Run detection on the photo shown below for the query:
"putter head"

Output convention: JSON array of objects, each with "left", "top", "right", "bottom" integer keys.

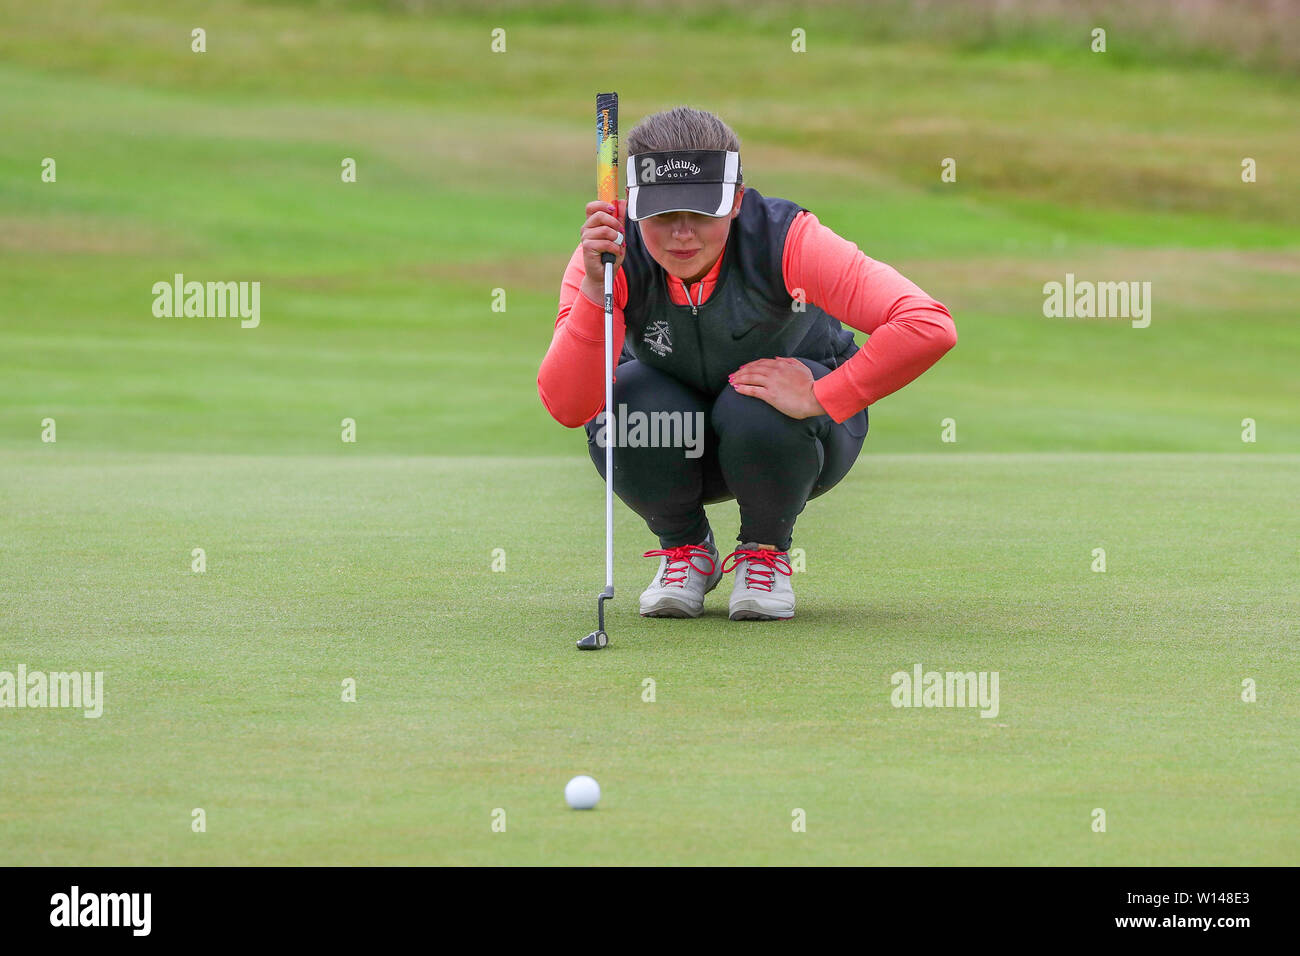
[{"left": 576, "top": 630, "right": 609, "bottom": 651}]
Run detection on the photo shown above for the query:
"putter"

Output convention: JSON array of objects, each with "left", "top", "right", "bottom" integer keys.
[{"left": 578, "top": 91, "right": 618, "bottom": 651}]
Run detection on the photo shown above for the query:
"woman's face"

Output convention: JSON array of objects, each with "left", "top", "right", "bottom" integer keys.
[{"left": 639, "top": 187, "right": 744, "bottom": 284}]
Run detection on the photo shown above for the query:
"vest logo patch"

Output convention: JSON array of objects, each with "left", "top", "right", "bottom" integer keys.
[{"left": 643, "top": 320, "right": 673, "bottom": 357}]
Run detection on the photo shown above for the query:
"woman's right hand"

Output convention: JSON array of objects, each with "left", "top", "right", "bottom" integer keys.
[{"left": 580, "top": 198, "right": 626, "bottom": 288}]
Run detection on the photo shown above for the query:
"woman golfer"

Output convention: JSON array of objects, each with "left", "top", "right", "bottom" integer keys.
[{"left": 539, "top": 106, "right": 956, "bottom": 621}]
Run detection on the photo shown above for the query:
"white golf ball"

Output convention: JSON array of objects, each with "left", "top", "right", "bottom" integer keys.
[{"left": 564, "top": 775, "right": 601, "bottom": 810}]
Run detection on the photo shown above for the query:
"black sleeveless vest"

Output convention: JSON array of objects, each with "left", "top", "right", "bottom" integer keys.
[{"left": 619, "top": 187, "right": 858, "bottom": 395}]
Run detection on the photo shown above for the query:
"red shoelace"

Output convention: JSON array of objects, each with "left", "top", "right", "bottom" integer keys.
[
  {"left": 720, "top": 549, "right": 793, "bottom": 592},
  {"left": 642, "top": 544, "right": 717, "bottom": 587}
]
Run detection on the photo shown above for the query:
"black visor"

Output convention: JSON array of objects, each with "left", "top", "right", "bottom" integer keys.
[{"left": 625, "top": 149, "right": 741, "bottom": 220}]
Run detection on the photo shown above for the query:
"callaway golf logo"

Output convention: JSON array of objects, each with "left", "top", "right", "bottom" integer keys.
[
  {"left": 0, "top": 665, "right": 104, "bottom": 718},
  {"left": 643, "top": 319, "right": 673, "bottom": 356},
  {"left": 655, "top": 157, "right": 701, "bottom": 178},
  {"left": 638, "top": 156, "right": 702, "bottom": 182},
  {"left": 50, "top": 886, "right": 151, "bottom": 936}
]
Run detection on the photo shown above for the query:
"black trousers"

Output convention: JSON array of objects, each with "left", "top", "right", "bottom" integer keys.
[{"left": 584, "top": 358, "right": 868, "bottom": 552}]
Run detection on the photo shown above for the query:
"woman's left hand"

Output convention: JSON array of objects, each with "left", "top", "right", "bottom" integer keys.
[{"left": 729, "top": 357, "right": 828, "bottom": 419}]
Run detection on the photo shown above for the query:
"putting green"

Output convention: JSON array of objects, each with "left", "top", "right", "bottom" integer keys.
[{"left": 1, "top": 451, "right": 1294, "bottom": 865}]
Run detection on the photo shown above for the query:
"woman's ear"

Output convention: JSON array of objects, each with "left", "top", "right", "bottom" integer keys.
[{"left": 731, "top": 185, "right": 745, "bottom": 218}]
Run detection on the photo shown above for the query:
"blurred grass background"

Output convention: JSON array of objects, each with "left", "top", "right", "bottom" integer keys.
[{"left": 0, "top": 0, "right": 1296, "bottom": 456}]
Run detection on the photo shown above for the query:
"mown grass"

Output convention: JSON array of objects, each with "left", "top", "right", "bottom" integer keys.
[{"left": 1, "top": 451, "right": 1295, "bottom": 864}]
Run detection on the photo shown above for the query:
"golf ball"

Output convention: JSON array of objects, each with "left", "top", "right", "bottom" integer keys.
[{"left": 564, "top": 775, "right": 601, "bottom": 810}]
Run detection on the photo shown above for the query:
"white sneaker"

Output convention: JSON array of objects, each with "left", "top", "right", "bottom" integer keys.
[
  {"left": 639, "top": 532, "right": 723, "bottom": 618},
  {"left": 722, "top": 544, "right": 795, "bottom": 621}
]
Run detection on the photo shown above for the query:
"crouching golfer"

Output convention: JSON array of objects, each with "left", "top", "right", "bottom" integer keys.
[{"left": 538, "top": 106, "right": 956, "bottom": 621}]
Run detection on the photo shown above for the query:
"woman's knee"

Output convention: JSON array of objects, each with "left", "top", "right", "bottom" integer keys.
[
  {"left": 711, "top": 379, "right": 818, "bottom": 450},
  {"left": 585, "top": 360, "right": 712, "bottom": 475},
  {"left": 611, "top": 360, "right": 706, "bottom": 415}
]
